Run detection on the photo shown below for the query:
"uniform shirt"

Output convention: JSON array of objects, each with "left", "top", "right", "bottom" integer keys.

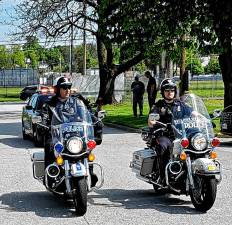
[{"left": 150, "top": 99, "right": 193, "bottom": 124}]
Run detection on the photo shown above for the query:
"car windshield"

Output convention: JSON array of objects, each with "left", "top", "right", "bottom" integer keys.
[{"left": 172, "top": 94, "right": 214, "bottom": 140}]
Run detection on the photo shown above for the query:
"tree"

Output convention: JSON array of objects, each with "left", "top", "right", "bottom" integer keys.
[
  {"left": 11, "top": 45, "right": 26, "bottom": 68},
  {"left": 191, "top": 0, "right": 232, "bottom": 107},
  {"left": 15, "top": 0, "right": 196, "bottom": 105},
  {"left": 186, "top": 49, "right": 204, "bottom": 75},
  {"left": 0, "top": 46, "right": 11, "bottom": 69},
  {"left": 204, "top": 56, "right": 221, "bottom": 74}
]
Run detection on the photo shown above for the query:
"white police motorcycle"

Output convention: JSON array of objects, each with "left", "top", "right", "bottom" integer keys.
[
  {"left": 130, "top": 93, "right": 222, "bottom": 212},
  {"left": 31, "top": 98, "right": 104, "bottom": 216}
]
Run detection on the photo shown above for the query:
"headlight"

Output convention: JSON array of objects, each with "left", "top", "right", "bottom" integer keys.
[
  {"left": 67, "top": 137, "right": 83, "bottom": 154},
  {"left": 191, "top": 133, "right": 207, "bottom": 151}
]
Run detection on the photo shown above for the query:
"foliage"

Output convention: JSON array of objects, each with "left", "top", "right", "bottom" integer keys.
[
  {"left": 11, "top": 45, "right": 26, "bottom": 68},
  {"left": 205, "top": 56, "right": 221, "bottom": 74},
  {"left": 185, "top": 49, "right": 204, "bottom": 75},
  {"left": 0, "top": 45, "right": 11, "bottom": 68}
]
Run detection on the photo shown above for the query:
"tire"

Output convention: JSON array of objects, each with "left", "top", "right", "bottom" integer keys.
[
  {"left": 34, "top": 126, "right": 43, "bottom": 147},
  {"left": 190, "top": 176, "right": 217, "bottom": 212},
  {"left": 73, "top": 177, "right": 88, "bottom": 216},
  {"left": 22, "top": 121, "right": 29, "bottom": 140}
]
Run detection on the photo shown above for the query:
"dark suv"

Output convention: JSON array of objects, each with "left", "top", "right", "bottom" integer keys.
[{"left": 19, "top": 85, "right": 50, "bottom": 100}]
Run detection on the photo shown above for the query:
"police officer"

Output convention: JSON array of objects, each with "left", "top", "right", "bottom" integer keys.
[
  {"left": 44, "top": 76, "right": 99, "bottom": 187},
  {"left": 144, "top": 71, "right": 157, "bottom": 110},
  {"left": 131, "top": 75, "right": 145, "bottom": 117},
  {"left": 148, "top": 78, "right": 192, "bottom": 183}
]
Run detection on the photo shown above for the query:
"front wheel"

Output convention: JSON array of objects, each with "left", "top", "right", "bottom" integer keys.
[
  {"left": 73, "top": 177, "right": 87, "bottom": 216},
  {"left": 190, "top": 176, "right": 217, "bottom": 212}
]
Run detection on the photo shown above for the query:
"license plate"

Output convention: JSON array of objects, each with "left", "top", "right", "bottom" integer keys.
[
  {"left": 208, "top": 165, "right": 216, "bottom": 171},
  {"left": 71, "top": 162, "right": 86, "bottom": 177}
]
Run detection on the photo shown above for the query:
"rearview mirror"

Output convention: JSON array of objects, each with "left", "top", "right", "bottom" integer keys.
[
  {"left": 98, "top": 110, "right": 106, "bottom": 120},
  {"left": 25, "top": 105, "right": 33, "bottom": 110},
  {"left": 149, "top": 113, "right": 160, "bottom": 121},
  {"left": 212, "top": 109, "right": 222, "bottom": 118}
]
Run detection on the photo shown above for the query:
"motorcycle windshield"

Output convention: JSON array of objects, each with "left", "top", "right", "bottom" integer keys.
[
  {"left": 51, "top": 98, "right": 94, "bottom": 143},
  {"left": 172, "top": 94, "right": 214, "bottom": 140}
]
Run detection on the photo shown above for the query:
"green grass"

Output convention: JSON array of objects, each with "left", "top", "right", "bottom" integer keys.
[
  {"left": 104, "top": 96, "right": 224, "bottom": 134},
  {"left": 0, "top": 87, "right": 22, "bottom": 102}
]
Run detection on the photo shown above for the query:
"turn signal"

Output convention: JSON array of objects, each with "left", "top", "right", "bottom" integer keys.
[
  {"left": 181, "top": 138, "right": 189, "bottom": 148},
  {"left": 88, "top": 153, "right": 95, "bottom": 161},
  {"left": 210, "top": 151, "right": 218, "bottom": 159},
  {"left": 211, "top": 137, "right": 220, "bottom": 147},
  {"left": 180, "top": 151, "right": 187, "bottom": 161},
  {"left": 56, "top": 155, "right": 64, "bottom": 165},
  {"left": 87, "top": 140, "right": 96, "bottom": 150}
]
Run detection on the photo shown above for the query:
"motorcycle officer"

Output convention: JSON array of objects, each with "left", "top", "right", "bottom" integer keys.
[
  {"left": 148, "top": 78, "right": 193, "bottom": 183},
  {"left": 43, "top": 76, "right": 99, "bottom": 187}
]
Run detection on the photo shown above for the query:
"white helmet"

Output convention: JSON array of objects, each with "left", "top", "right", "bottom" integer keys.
[{"left": 53, "top": 76, "right": 72, "bottom": 88}]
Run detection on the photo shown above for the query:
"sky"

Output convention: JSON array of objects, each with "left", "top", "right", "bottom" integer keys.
[{"left": 0, "top": 0, "right": 19, "bottom": 44}]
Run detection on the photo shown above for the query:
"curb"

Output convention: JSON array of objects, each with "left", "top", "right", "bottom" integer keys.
[
  {"left": 104, "top": 122, "right": 232, "bottom": 142},
  {"left": 104, "top": 122, "right": 141, "bottom": 133},
  {"left": 0, "top": 102, "right": 25, "bottom": 105}
]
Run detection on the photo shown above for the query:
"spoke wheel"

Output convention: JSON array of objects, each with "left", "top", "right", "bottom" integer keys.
[
  {"left": 73, "top": 177, "right": 87, "bottom": 216},
  {"left": 190, "top": 176, "right": 217, "bottom": 212}
]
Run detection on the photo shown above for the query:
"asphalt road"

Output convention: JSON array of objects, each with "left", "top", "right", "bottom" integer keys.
[{"left": 0, "top": 103, "right": 232, "bottom": 225}]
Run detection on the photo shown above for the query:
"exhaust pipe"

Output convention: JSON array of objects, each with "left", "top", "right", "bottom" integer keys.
[
  {"left": 168, "top": 161, "right": 182, "bottom": 175},
  {"left": 46, "top": 163, "right": 60, "bottom": 178}
]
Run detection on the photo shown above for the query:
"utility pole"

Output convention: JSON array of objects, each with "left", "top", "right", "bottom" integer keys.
[
  {"left": 83, "top": 0, "right": 87, "bottom": 76},
  {"left": 69, "top": 12, "right": 74, "bottom": 77}
]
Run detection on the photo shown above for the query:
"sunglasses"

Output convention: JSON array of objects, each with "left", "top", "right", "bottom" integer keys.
[
  {"left": 164, "top": 89, "right": 175, "bottom": 92},
  {"left": 61, "top": 85, "right": 71, "bottom": 90}
]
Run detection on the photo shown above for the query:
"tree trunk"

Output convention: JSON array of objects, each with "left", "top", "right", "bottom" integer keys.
[
  {"left": 96, "top": 66, "right": 116, "bottom": 106},
  {"left": 218, "top": 53, "right": 232, "bottom": 108},
  {"left": 179, "top": 34, "right": 187, "bottom": 97}
]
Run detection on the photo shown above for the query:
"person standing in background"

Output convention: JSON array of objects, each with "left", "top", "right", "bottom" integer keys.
[
  {"left": 144, "top": 70, "right": 157, "bottom": 111},
  {"left": 131, "top": 75, "right": 145, "bottom": 117}
]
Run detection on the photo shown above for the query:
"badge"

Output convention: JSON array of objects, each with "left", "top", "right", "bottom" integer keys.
[
  {"left": 69, "top": 108, "right": 74, "bottom": 114},
  {"left": 177, "top": 106, "right": 181, "bottom": 111},
  {"left": 161, "top": 107, "right": 166, "bottom": 115}
]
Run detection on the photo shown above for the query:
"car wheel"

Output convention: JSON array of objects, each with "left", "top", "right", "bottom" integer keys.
[
  {"left": 22, "top": 121, "right": 29, "bottom": 140},
  {"left": 33, "top": 126, "right": 43, "bottom": 147}
]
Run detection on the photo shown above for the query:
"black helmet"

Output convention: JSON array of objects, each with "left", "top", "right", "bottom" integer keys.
[
  {"left": 160, "top": 78, "right": 177, "bottom": 98},
  {"left": 53, "top": 76, "right": 72, "bottom": 95}
]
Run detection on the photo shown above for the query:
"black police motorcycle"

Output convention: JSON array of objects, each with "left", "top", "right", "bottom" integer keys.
[
  {"left": 130, "top": 93, "right": 222, "bottom": 212},
  {"left": 31, "top": 98, "right": 104, "bottom": 216}
]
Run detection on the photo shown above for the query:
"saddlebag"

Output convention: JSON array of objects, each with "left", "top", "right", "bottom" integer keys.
[
  {"left": 130, "top": 148, "right": 156, "bottom": 176},
  {"left": 31, "top": 151, "right": 45, "bottom": 179}
]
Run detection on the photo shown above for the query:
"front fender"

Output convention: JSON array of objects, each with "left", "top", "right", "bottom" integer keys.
[{"left": 192, "top": 158, "right": 220, "bottom": 175}]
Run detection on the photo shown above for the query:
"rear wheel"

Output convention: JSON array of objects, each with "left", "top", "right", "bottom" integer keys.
[
  {"left": 34, "top": 126, "right": 43, "bottom": 147},
  {"left": 22, "top": 121, "right": 29, "bottom": 140},
  {"left": 190, "top": 176, "right": 217, "bottom": 212},
  {"left": 73, "top": 177, "right": 87, "bottom": 216}
]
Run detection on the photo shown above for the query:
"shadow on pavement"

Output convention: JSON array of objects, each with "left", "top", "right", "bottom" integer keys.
[
  {"left": 0, "top": 191, "right": 79, "bottom": 218},
  {"left": 0, "top": 137, "right": 35, "bottom": 149},
  {"left": 89, "top": 188, "right": 203, "bottom": 215},
  {"left": 219, "top": 140, "right": 232, "bottom": 147},
  {"left": 0, "top": 122, "right": 39, "bottom": 149}
]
